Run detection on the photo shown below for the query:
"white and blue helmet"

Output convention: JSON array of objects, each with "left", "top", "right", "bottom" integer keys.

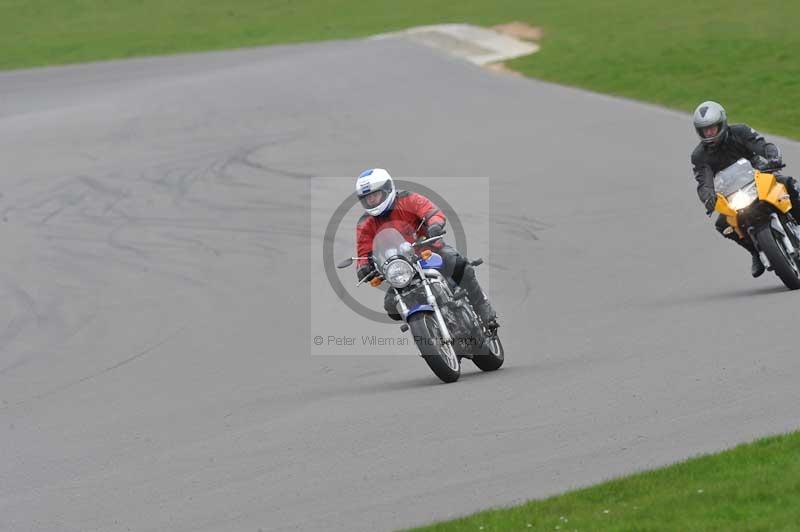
[{"left": 355, "top": 168, "right": 396, "bottom": 216}]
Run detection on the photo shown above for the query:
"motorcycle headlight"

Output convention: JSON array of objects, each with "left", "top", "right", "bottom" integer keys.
[
  {"left": 727, "top": 182, "right": 758, "bottom": 211},
  {"left": 384, "top": 259, "right": 414, "bottom": 288}
]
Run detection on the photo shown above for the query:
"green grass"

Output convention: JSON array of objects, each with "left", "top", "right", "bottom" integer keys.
[
  {"left": 2, "top": 1, "right": 799, "bottom": 137},
  {"left": 408, "top": 431, "right": 800, "bottom": 532}
]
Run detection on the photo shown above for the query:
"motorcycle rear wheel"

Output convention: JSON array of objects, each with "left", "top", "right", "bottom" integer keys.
[
  {"left": 755, "top": 225, "right": 800, "bottom": 290},
  {"left": 472, "top": 332, "right": 504, "bottom": 371},
  {"left": 408, "top": 313, "right": 461, "bottom": 383}
]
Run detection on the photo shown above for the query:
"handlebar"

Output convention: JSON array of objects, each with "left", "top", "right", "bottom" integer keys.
[{"left": 413, "top": 232, "right": 446, "bottom": 248}]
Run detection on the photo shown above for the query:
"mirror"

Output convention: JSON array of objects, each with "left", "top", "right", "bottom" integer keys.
[{"left": 336, "top": 257, "right": 354, "bottom": 269}]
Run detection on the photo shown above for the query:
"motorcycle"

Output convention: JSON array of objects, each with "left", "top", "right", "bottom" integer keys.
[
  {"left": 337, "top": 227, "right": 504, "bottom": 383},
  {"left": 714, "top": 157, "right": 800, "bottom": 289}
]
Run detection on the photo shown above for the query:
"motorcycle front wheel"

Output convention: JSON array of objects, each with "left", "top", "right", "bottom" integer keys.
[
  {"left": 408, "top": 313, "right": 461, "bottom": 383},
  {"left": 755, "top": 224, "right": 800, "bottom": 290}
]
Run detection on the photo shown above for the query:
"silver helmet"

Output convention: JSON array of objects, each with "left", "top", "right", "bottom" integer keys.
[{"left": 693, "top": 101, "right": 728, "bottom": 146}]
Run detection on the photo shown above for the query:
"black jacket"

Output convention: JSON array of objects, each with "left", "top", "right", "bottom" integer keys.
[{"left": 691, "top": 124, "right": 781, "bottom": 210}]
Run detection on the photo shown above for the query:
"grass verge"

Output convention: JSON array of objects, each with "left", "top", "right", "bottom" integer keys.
[{"left": 408, "top": 431, "right": 800, "bottom": 531}]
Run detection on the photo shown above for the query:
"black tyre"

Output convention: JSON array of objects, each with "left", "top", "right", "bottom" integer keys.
[
  {"left": 472, "top": 332, "right": 505, "bottom": 371},
  {"left": 408, "top": 313, "right": 460, "bottom": 383},
  {"left": 755, "top": 225, "right": 800, "bottom": 290}
]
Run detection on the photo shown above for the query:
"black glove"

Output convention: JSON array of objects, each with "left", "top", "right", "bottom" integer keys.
[
  {"left": 752, "top": 155, "right": 767, "bottom": 170},
  {"left": 767, "top": 157, "right": 784, "bottom": 170},
  {"left": 357, "top": 263, "right": 372, "bottom": 281},
  {"left": 752, "top": 155, "right": 783, "bottom": 171},
  {"left": 426, "top": 223, "right": 445, "bottom": 237}
]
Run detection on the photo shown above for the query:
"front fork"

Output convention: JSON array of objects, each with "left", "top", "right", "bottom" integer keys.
[
  {"left": 395, "top": 266, "right": 453, "bottom": 344},
  {"left": 416, "top": 263, "right": 453, "bottom": 343},
  {"left": 424, "top": 281, "right": 453, "bottom": 344}
]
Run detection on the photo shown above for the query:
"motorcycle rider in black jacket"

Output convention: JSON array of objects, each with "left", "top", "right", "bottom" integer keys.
[{"left": 691, "top": 100, "right": 800, "bottom": 277}]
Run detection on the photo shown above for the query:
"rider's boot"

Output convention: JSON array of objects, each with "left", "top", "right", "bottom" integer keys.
[
  {"left": 473, "top": 297, "right": 498, "bottom": 329},
  {"left": 461, "top": 273, "right": 498, "bottom": 328},
  {"left": 726, "top": 232, "right": 764, "bottom": 277},
  {"left": 750, "top": 253, "right": 766, "bottom": 278}
]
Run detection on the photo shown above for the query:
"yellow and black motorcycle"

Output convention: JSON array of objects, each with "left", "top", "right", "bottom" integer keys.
[{"left": 714, "top": 158, "right": 800, "bottom": 289}]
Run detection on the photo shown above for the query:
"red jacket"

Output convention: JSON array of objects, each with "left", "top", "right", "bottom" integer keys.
[{"left": 356, "top": 190, "right": 446, "bottom": 267}]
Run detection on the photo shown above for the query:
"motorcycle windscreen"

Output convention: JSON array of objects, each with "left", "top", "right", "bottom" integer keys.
[
  {"left": 714, "top": 158, "right": 756, "bottom": 197},
  {"left": 373, "top": 227, "right": 414, "bottom": 268}
]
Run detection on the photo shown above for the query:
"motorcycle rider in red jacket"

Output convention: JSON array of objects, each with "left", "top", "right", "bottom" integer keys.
[{"left": 354, "top": 168, "right": 497, "bottom": 327}]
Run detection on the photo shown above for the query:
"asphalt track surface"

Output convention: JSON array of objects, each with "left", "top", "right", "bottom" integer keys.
[{"left": 2, "top": 37, "right": 800, "bottom": 532}]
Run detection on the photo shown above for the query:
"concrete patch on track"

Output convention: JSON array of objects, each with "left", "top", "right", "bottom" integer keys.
[{"left": 374, "top": 23, "right": 539, "bottom": 66}]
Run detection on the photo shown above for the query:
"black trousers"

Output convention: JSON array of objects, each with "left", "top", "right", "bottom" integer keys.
[{"left": 383, "top": 245, "right": 483, "bottom": 320}]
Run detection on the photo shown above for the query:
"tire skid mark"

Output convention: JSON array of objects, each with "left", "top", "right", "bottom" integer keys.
[
  {"left": 493, "top": 214, "right": 553, "bottom": 241},
  {"left": 7, "top": 324, "right": 189, "bottom": 409},
  {"left": 0, "top": 137, "right": 305, "bottom": 380},
  {"left": 221, "top": 140, "right": 315, "bottom": 181},
  {"left": 0, "top": 310, "right": 98, "bottom": 377},
  {"left": 76, "top": 175, "right": 129, "bottom": 201},
  {"left": 6, "top": 174, "right": 124, "bottom": 227},
  {"left": 42, "top": 218, "right": 288, "bottom": 243},
  {"left": 515, "top": 270, "right": 534, "bottom": 305},
  {"left": 2, "top": 182, "right": 79, "bottom": 224},
  {"left": 48, "top": 241, "right": 204, "bottom": 287},
  {"left": 107, "top": 221, "right": 148, "bottom": 259},
  {"left": 0, "top": 279, "right": 41, "bottom": 352},
  {"left": 158, "top": 231, "right": 222, "bottom": 257}
]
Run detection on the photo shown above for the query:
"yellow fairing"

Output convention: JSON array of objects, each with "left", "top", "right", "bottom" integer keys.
[
  {"left": 714, "top": 170, "right": 793, "bottom": 237},
  {"left": 715, "top": 194, "right": 736, "bottom": 217},
  {"left": 713, "top": 195, "right": 740, "bottom": 236},
  {"left": 755, "top": 171, "right": 792, "bottom": 214}
]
